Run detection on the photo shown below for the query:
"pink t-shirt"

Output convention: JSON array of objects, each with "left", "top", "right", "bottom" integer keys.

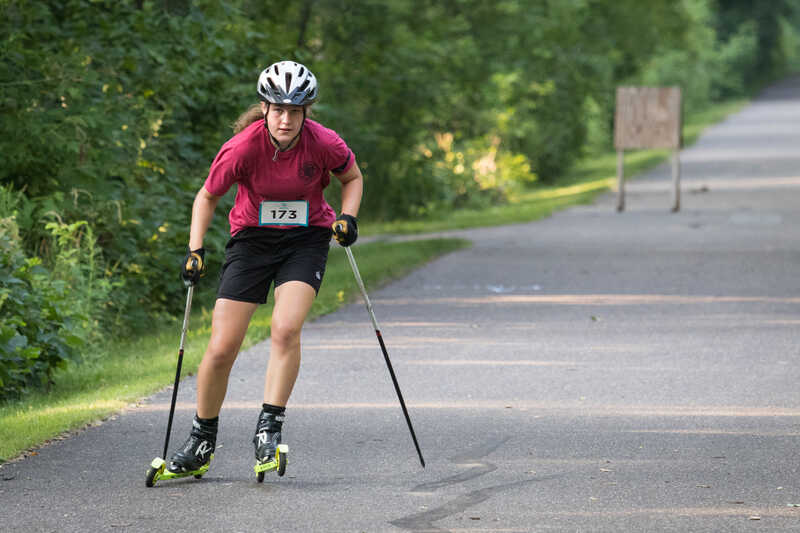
[{"left": 204, "top": 119, "right": 355, "bottom": 235}]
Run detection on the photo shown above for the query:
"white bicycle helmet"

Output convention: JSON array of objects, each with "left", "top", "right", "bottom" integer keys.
[{"left": 257, "top": 61, "right": 318, "bottom": 105}]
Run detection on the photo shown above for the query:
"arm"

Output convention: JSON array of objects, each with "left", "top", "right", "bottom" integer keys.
[
  {"left": 336, "top": 159, "right": 363, "bottom": 217},
  {"left": 189, "top": 186, "right": 222, "bottom": 250}
]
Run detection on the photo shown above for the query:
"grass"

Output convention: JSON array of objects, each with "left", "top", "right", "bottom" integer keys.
[
  {"left": 365, "top": 99, "right": 747, "bottom": 236},
  {"left": 0, "top": 97, "right": 748, "bottom": 465},
  {"left": 0, "top": 239, "right": 468, "bottom": 463}
]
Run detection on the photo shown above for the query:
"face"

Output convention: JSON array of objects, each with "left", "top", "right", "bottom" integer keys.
[{"left": 262, "top": 102, "right": 305, "bottom": 145}]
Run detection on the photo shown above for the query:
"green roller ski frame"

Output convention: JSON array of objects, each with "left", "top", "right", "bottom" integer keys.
[
  {"left": 145, "top": 455, "right": 214, "bottom": 487},
  {"left": 254, "top": 444, "right": 288, "bottom": 482}
]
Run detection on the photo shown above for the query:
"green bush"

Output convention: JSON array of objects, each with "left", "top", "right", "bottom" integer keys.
[
  {"left": 0, "top": 214, "right": 86, "bottom": 400},
  {"left": 0, "top": 184, "right": 121, "bottom": 401},
  {"left": 0, "top": 1, "right": 248, "bottom": 325},
  {"left": 44, "top": 218, "right": 121, "bottom": 343},
  {"left": 634, "top": 1, "right": 759, "bottom": 112}
]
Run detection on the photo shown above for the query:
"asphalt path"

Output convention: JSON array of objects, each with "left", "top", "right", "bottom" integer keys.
[{"left": 2, "top": 77, "right": 800, "bottom": 532}]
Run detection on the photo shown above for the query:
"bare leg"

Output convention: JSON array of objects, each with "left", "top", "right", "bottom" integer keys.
[
  {"left": 196, "top": 298, "right": 258, "bottom": 418},
  {"left": 263, "top": 281, "right": 316, "bottom": 406}
]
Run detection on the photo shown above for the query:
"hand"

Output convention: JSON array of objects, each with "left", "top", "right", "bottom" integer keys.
[
  {"left": 331, "top": 214, "right": 358, "bottom": 247},
  {"left": 181, "top": 247, "right": 206, "bottom": 285}
]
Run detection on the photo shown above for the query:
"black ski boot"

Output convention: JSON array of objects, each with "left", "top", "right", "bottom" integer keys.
[
  {"left": 253, "top": 405, "right": 284, "bottom": 463},
  {"left": 253, "top": 404, "right": 288, "bottom": 481},
  {"left": 168, "top": 414, "right": 217, "bottom": 474}
]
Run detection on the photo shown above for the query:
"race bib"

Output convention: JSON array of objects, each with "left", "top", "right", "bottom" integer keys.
[{"left": 259, "top": 200, "right": 309, "bottom": 226}]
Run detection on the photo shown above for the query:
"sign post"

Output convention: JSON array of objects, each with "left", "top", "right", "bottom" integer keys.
[{"left": 614, "top": 87, "right": 682, "bottom": 212}]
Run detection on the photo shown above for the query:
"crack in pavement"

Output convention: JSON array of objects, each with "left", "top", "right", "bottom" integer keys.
[
  {"left": 391, "top": 479, "right": 556, "bottom": 532},
  {"left": 391, "top": 437, "right": 557, "bottom": 532},
  {"left": 409, "top": 438, "right": 510, "bottom": 493}
]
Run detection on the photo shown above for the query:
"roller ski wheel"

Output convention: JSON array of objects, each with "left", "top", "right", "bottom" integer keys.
[
  {"left": 254, "top": 444, "right": 288, "bottom": 483},
  {"left": 144, "top": 455, "right": 214, "bottom": 487}
]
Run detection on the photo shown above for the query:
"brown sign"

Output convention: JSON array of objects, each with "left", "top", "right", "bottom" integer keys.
[{"left": 614, "top": 87, "right": 682, "bottom": 149}]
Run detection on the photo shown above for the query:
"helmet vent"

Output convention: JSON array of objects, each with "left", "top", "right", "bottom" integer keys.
[{"left": 258, "top": 61, "right": 317, "bottom": 105}]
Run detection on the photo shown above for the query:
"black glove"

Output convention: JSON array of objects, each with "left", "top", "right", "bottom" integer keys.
[
  {"left": 181, "top": 247, "right": 206, "bottom": 285},
  {"left": 331, "top": 214, "right": 358, "bottom": 247}
]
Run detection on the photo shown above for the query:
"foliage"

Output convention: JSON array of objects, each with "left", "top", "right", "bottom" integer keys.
[
  {"left": 1, "top": 0, "right": 798, "bottom": 400},
  {"left": 0, "top": 211, "right": 85, "bottom": 400},
  {"left": 714, "top": 0, "right": 800, "bottom": 84},
  {"left": 1, "top": 1, "right": 251, "bottom": 326}
]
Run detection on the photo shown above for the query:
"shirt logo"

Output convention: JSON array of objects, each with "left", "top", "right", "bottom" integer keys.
[{"left": 301, "top": 162, "right": 319, "bottom": 183}]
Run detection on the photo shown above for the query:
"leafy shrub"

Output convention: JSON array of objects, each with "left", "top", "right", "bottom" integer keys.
[
  {"left": 0, "top": 1, "right": 248, "bottom": 326},
  {"left": 635, "top": 1, "right": 758, "bottom": 113},
  {"left": 0, "top": 214, "right": 86, "bottom": 401},
  {"left": 44, "top": 218, "right": 121, "bottom": 342},
  {"left": 0, "top": 184, "right": 122, "bottom": 400}
]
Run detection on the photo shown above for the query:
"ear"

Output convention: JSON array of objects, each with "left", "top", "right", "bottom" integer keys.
[{"left": 260, "top": 101, "right": 268, "bottom": 114}]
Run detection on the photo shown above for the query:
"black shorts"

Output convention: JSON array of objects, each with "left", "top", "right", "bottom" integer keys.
[{"left": 216, "top": 226, "right": 333, "bottom": 304}]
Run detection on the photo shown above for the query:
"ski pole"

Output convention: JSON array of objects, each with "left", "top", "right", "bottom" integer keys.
[
  {"left": 342, "top": 245, "right": 426, "bottom": 468},
  {"left": 162, "top": 283, "right": 194, "bottom": 460}
]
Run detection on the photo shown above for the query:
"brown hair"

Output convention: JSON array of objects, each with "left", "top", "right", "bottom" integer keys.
[
  {"left": 232, "top": 104, "right": 263, "bottom": 134},
  {"left": 231, "top": 103, "right": 314, "bottom": 135}
]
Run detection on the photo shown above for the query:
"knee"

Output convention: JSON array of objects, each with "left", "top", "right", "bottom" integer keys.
[
  {"left": 202, "top": 345, "right": 237, "bottom": 372},
  {"left": 270, "top": 319, "right": 302, "bottom": 351}
]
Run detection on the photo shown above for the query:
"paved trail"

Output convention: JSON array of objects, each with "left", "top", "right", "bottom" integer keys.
[{"left": 2, "top": 77, "right": 799, "bottom": 532}]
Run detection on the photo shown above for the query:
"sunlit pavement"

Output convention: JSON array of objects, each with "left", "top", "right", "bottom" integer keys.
[{"left": 2, "top": 77, "right": 800, "bottom": 532}]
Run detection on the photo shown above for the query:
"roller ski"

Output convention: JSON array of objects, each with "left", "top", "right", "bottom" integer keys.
[
  {"left": 253, "top": 407, "right": 288, "bottom": 482},
  {"left": 146, "top": 414, "right": 217, "bottom": 487},
  {"left": 146, "top": 455, "right": 213, "bottom": 487}
]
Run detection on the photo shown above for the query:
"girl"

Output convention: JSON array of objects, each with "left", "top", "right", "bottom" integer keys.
[{"left": 169, "top": 60, "right": 363, "bottom": 476}]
